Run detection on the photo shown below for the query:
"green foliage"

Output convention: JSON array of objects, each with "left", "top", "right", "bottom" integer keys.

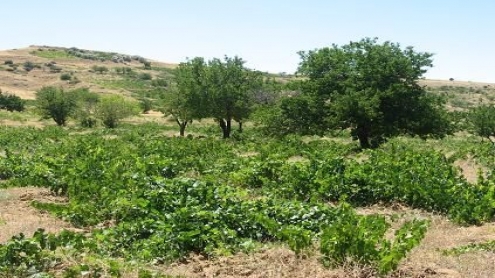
[
  {"left": 443, "top": 239, "right": 495, "bottom": 256},
  {"left": 60, "top": 72, "right": 72, "bottom": 81},
  {"left": 139, "top": 98, "right": 153, "bottom": 114},
  {"left": 320, "top": 203, "right": 428, "bottom": 275},
  {"left": 35, "top": 86, "right": 78, "bottom": 126},
  {"left": 23, "top": 61, "right": 36, "bottom": 72},
  {"left": 469, "top": 104, "right": 495, "bottom": 143},
  {"left": 95, "top": 95, "right": 140, "bottom": 128},
  {"left": 4, "top": 60, "right": 14, "bottom": 65},
  {"left": 92, "top": 65, "right": 109, "bottom": 74},
  {"left": 162, "top": 57, "right": 208, "bottom": 136},
  {"left": 294, "top": 37, "right": 450, "bottom": 148},
  {"left": 31, "top": 49, "right": 76, "bottom": 59},
  {"left": 115, "top": 67, "right": 135, "bottom": 76},
  {"left": 72, "top": 88, "right": 100, "bottom": 127},
  {"left": 0, "top": 90, "right": 25, "bottom": 112},
  {"left": 138, "top": 72, "right": 153, "bottom": 80},
  {"left": 257, "top": 94, "right": 327, "bottom": 136},
  {"left": 151, "top": 78, "right": 168, "bottom": 88},
  {"left": 0, "top": 229, "right": 59, "bottom": 276},
  {"left": 164, "top": 56, "right": 264, "bottom": 137},
  {"left": 207, "top": 56, "right": 263, "bottom": 138},
  {"left": 3, "top": 123, "right": 495, "bottom": 274}
]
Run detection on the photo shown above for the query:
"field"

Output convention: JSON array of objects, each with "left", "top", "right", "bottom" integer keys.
[{"left": 0, "top": 46, "right": 494, "bottom": 278}]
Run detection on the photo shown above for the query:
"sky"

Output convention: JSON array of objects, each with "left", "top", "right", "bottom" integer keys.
[{"left": 2, "top": 0, "right": 495, "bottom": 82}]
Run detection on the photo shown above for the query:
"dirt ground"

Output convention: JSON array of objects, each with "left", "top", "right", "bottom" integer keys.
[{"left": 0, "top": 186, "right": 71, "bottom": 243}]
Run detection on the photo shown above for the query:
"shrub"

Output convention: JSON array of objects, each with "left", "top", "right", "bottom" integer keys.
[
  {"left": 60, "top": 73, "right": 72, "bottom": 81},
  {"left": 320, "top": 203, "right": 428, "bottom": 275},
  {"left": 23, "top": 61, "right": 35, "bottom": 72},
  {"left": 0, "top": 90, "right": 25, "bottom": 112},
  {"left": 48, "top": 63, "right": 62, "bottom": 73},
  {"left": 143, "top": 61, "right": 152, "bottom": 70},
  {"left": 72, "top": 88, "right": 99, "bottom": 128},
  {"left": 139, "top": 98, "right": 153, "bottom": 113},
  {"left": 4, "top": 60, "right": 13, "bottom": 65},
  {"left": 151, "top": 78, "right": 168, "bottom": 87},
  {"left": 138, "top": 72, "right": 152, "bottom": 80},
  {"left": 95, "top": 95, "right": 140, "bottom": 128},
  {"left": 91, "top": 65, "right": 108, "bottom": 74}
]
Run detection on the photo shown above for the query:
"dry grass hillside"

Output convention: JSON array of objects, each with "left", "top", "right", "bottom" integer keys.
[{"left": 0, "top": 45, "right": 176, "bottom": 100}]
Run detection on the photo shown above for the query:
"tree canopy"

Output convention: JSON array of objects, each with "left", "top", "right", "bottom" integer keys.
[
  {"left": 294, "top": 37, "right": 451, "bottom": 148},
  {"left": 207, "top": 56, "right": 263, "bottom": 137},
  {"left": 469, "top": 104, "right": 495, "bottom": 144},
  {"left": 164, "top": 56, "right": 263, "bottom": 138},
  {"left": 162, "top": 57, "right": 208, "bottom": 136},
  {"left": 36, "top": 86, "right": 78, "bottom": 126}
]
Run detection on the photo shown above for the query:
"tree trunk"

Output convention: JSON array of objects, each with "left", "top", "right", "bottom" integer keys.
[
  {"left": 219, "top": 118, "right": 232, "bottom": 138},
  {"left": 176, "top": 119, "right": 188, "bottom": 137},
  {"left": 179, "top": 122, "right": 187, "bottom": 137},
  {"left": 238, "top": 121, "right": 243, "bottom": 133},
  {"left": 356, "top": 125, "right": 371, "bottom": 149}
]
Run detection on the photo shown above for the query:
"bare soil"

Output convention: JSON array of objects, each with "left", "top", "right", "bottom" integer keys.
[{"left": 0, "top": 186, "right": 71, "bottom": 243}]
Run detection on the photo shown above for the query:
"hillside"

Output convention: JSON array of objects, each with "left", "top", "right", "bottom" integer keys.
[
  {"left": 1, "top": 46, "right": 495, "bottom": 108},
  {"left": 0, "top": 45, "right": 176, "bottom": 100}
]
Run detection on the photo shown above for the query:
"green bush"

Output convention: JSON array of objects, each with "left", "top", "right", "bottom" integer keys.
[
  {"left": 139, "top": 98, "right": 153, "bottom": 113},
  {"left": 320, "top": 203, "right": 428, "bottom": 275},
  {"left": 23, "top": 61, "right": 35, "bottom": 72},
  {"left": 95, "top": 95, "right": 140, "bottom": 128},
  {"left": 60, "top": 73, "right": 72, "bottom": 81},
  {"left": 138, "top": 72, "right": 152, "bottom": 80},
  {"left": 4, "top": 60, "right": 13, "bottom": 65},
  {"left": 0, "top": 90, "right": 25, "bottom": 112},
  {"left": 151, "top": 78, "right": 168, "bottom": 87},
  {"left": 91, "top": 65, "right": 108, "bottom": 74}
]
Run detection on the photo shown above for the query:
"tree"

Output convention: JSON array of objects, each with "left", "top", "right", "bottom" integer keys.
[
  {"left": 36, "top": 86, "right": 78, "bottom": 126},
  {"left": 95, "top": 95, "right": 140, "bottom": 128},
  {"left": 469, "top": 104, "right": 495, "bottom": 144},
  {"left": 72, "top": 88, "right": 100, "bottom": 127},
  {"left": 207, "top": 56, "right": 263, "bottom": 138},
  {"left": 296, "top": 38, "right": 450, "bottom": 148},
  {"left": 162, "top": 57, "right": 208, "bottom": 136}
]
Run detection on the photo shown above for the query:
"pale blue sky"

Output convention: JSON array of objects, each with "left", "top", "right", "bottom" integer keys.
[{"left": 2, "top": 1, "right": 494, "bottom": 82}]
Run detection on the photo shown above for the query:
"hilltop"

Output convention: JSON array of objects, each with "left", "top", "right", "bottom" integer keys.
[{"left": 0, "top": 45, "right": 176, "bottom": 100}]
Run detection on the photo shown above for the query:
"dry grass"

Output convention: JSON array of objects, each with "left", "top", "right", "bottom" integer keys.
[
  {"left": 419, "top": 79, "right": 495, "bottom": 88},
  {"left": 0, "top": 46, "right": 174, "bottom": 100}
]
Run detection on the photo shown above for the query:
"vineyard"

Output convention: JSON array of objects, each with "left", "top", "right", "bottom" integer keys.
[
  {"left": 0, "top": 123, "right": 494, "bottom": 277},
  {"left": 0, "top": 43, "right": 495, "bottom": 277}
]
